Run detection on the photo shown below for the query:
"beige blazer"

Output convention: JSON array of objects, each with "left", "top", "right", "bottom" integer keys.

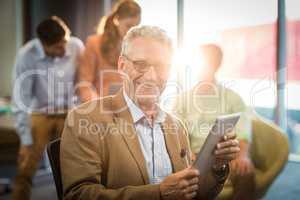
[{"left": 60, "top": 90, "right": 223, "bottom": 200}]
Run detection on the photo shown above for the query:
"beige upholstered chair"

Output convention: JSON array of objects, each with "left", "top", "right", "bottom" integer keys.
[{"left": 217, "top": 114, "right": 289, "bottom": 200}]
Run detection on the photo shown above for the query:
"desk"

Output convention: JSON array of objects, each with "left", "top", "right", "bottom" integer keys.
[
  {"left": 0, "top": 114, "right": 19, "bottom": 165},
  {"left": 0, "top": 114, "right": 52, "bottom": 194},
  {"left": 0, "top": 114, "right": 18, "bottom": 192}
]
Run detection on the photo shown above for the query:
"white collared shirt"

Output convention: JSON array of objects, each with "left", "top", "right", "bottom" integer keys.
[
  {"left": 12, "top": 37, "right": 84, "bottom": 145},
  {"left": 123, "top": 92, "right": 173, "bottom": 184}
]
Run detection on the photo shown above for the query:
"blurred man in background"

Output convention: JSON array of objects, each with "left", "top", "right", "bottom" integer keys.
[
  {"left": 11, "top": 16, "right": 84, "bottom": 200},
  {"left": 174, "top": 44, "right": 255, "bottom": 200}
]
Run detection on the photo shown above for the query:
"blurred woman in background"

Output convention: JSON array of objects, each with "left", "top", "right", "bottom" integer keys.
[{"left": 78, "top": 0, "right": 141, "bottom": 102}]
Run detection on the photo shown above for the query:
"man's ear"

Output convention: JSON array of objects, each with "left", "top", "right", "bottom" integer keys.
[
  {"left": 42, "top": 43, "right": 50, "bottom": 54},
  {"left": 118, "top": 56, "right": 125, "bottom": 72},
  {"left": 113, "top": 16, "right": 120, "bottom": 26}
]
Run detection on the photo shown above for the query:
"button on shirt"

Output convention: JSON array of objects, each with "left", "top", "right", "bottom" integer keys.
[
  {"left": 12, "top": 37, "right": 84, "bottom": 145},
  {"left": 123, "top": 92, "right": 173, "bottom": 184}
]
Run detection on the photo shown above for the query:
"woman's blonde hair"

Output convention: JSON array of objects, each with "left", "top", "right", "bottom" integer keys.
[{"left": 97, "top": 0, "right": 141, "bottom": 67}]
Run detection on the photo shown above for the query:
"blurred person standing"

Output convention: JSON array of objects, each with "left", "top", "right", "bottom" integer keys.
[
  {"left": 78, "top": 0, "right": 141, "bottom": 102},
  {"left": 11, "top": 16, "right": 84, "bottom": 200},
  {"left": 174, "top": 44, "right": 255, "bottom": 200}
]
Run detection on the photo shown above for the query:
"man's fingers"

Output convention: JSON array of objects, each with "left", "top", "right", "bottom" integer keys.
[
  {"left": 223, "top": 131, "right": 236, "bottom": 140},
  {"left": 241, "top": 162, "right": 248, "bottom": 175},
  {"left": 188, "top": 177, "right": 199, "bottom": 185},
  {"left": 184, "top": 191, "right": 197, "bottom": 200},
  {"left": 179, "top": 180, "right": 190, "bottom": 189},
  {"left": 181, "top": 184, "right": 199, "bottom": 200},
  {"left": 235, "top": 162, "right": 242, "bottom": 176},
  {"left": 183, "top": 184, "right": 199, "bottom": 194},
  {"left": 230, "top": 161, "right": 237, "bottom": 171},
  {"left": 217, "top": 139, "right": 239, "bottom": 149},
  {"left": 215, "top": 146, "right": 240, "bottom": 155},
  {"left": 216, "top": 153, "right": 238, "bottom": 161},
  {"left": 178, "top": 168, "right": 200, "bottom": 180},
  {"left": 239, "top": 161, "right": 254, "bottom": 176}
]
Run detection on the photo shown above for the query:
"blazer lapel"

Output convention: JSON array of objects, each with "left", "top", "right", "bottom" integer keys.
[
  {"left": 111, "top": 90, "right": 150, "bottom": 184},
  {"left": 161, "top": 116, "right": 188, "bottom": 172}
]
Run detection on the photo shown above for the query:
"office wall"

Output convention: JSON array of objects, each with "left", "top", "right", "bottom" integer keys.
[
  {"left": 0, "top": 0, "right": 23, "bottom": 97},
  {"left": 0, "top": 0, "right": 110, "bottom": 97}
]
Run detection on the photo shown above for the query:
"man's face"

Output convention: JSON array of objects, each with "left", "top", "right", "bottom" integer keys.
[
  {"left": 118, "top": 37, "right": 172, "bottom": 105},
  {"left": 198, "top": 46, "right": 222, "bottom": 81},
  {"left": 43, "top": 38, "right": 67, "bottom": 58}
]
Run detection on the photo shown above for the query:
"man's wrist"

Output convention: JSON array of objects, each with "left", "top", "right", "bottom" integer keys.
[{"left": 212, "top": 163, "right": 229, "bottom": 184}]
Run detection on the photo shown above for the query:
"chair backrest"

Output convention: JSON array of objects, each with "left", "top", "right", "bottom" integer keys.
[
  {"left": 47, "top": 138, "right": 63, "bottom": 200},
  {"left": 250, "top": 116, "right": 289, "bottom": 198},
  {"left": 251, "top": 116, "right": 289, "bottom": 171}
]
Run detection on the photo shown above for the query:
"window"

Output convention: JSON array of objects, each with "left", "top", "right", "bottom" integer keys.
[
  {"left": 136, "top": 0, "right": 178, "bottom": 111},
  {"left": 180, "top": 0, "right": 278, "bottom": 118},
  {"left": 286, "top": 0, "right": 300, "bottom": 156}
]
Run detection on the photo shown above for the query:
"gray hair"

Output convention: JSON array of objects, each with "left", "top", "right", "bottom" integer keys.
[{"left": 120, "top": 25, "right": 173, "bottom": 56}]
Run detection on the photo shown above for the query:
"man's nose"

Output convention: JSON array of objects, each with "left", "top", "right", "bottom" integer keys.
[{"left": 143, "top": 66, "right": 158, "bottom": 81}]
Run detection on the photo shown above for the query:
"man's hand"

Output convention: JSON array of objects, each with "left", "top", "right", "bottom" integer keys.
[
  {"left": 214, "top": 132, "right": 240, "bottom": 167},
  {"left": 231, "top": 156, "right": 254, "bottom": 176},
  {"left": 230, "top": 140, "right": 254, "bottom": 176},
  {"left": 18, "top": 145, "right": 32, "bottom": 168},
  {"left": 160, "top": 167, "right": 200, "bottom": 200}
]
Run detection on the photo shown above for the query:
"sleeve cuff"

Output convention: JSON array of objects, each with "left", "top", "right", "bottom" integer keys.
[
  {"left": 20, "top": 129, "right": 33, "bottom": 145},
  {"left": 140, "top": 184, "right": 161, "bottom": 200}
]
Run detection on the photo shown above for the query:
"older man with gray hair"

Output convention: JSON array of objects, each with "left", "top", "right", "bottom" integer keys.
[{"left": 60, "top": 25, "right": 240, "bottom": 200}]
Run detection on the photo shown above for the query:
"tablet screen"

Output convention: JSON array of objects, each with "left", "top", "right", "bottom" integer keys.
[{"left": 192, "top": 113, "right": 241, "bottom": 174}]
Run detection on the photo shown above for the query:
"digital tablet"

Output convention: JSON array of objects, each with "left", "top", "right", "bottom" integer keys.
[{"left": 192, "top": 113, "right": 241, "bottom": 174}]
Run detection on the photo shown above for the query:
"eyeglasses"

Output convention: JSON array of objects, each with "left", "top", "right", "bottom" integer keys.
[{"left": 122, "top": 55, "right": 171, "bottom": 75}]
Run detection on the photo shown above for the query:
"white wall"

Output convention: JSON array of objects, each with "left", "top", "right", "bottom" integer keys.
[{"left": 0, "top": 0, "right": 23, "bottom": 97}]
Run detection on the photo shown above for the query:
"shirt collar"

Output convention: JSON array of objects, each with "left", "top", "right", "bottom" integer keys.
[
  {"left": 36, "top": 39, "right": 71, "bottom": 60},
  {"left": 123, "top": 90, "right": 166, "bottom": 124},
  {"left": 64, "top": 45, "right": 72, "bottom": 57},
  {"left": 36, "top": 39, "right": 46, "bottom": 60}
]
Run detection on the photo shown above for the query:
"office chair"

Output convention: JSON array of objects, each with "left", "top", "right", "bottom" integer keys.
[
  {"left": 217, "top": 114, "right": 289, "bottom": 200},
  {"left": 46, "top": 138, "right": 63, "bottom": 200}
]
